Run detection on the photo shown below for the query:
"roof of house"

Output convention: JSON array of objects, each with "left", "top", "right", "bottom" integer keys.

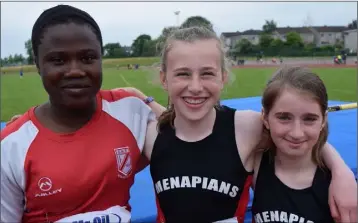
[
  {"left": 240, "top": 29, "right": 262, "bottom": 35},
  {"left": 343, "top": 29, "right": 357, "bottom": 34},
  {"left": 221, "top": 32, "right": 240, "bottom": 37},
  {"left": 221, "top": 25, "right": 349, "bottom": 38}
]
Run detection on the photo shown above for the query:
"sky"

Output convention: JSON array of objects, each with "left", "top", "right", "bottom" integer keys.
[{"left": 1, "top": 1, "right": 357, "bottom": 58}]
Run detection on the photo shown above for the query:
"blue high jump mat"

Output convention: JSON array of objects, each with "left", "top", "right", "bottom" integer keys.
[{"left": 1, "top": 97, "right": 356, "bottom": 223}]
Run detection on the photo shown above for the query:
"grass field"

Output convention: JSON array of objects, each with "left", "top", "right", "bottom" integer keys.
[
  {"left": 1, "top": 67, "right": 356, "bottom": 121},
  {"left": 1, "top": 55, "right": 352, "bottom": 74}
]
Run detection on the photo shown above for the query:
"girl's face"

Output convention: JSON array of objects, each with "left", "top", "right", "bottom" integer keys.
[
  {"left": 263, "top": 87, "right": 326, "bottom": 158},
  {"left": 161, "top": 39, "right": 227, "bottom": 122}
]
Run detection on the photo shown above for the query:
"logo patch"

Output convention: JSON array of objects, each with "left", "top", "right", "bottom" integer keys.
[
  {"left": 35, "top": 177, "right": 62, "bottom": 198},
  {"left": 114, "top": 147, "right": 132, "bottom": 178},
  {"left": 38, "top": 177, "right": 52, "bottom": 191}
]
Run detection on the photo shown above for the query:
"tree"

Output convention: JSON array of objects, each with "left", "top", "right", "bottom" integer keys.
[
  {"left": 270, "top": 39, "right": 284, "bottom": 55},
  {"left": 180, "top": 16, "right": 214, "bottom": 31},
  {"left": 285, "top": 32, "right": 304, "bottom": 48},
  {"left": 262, "top": 20, "right": 277, "bottom": 34},
  {"left": 25, "top": 39, "right": 34, "bottom": 64},
  {"left": 234, "top": 39, "right": 254, "bottom": 55},
  {"left": 131, "top": 34, "right": 152, "bottom": 57},
  {"left": 348, "top": 19, "right": 357, "bottom": 29},
  {"left": 103, "top": 43, "right": 127, "bottom": 58},
  {"left": 141, "top": 39, "right": 158, "bottom": 57},
  {"left": 259, "top": 34, "right": 274, "bottom": 49}
]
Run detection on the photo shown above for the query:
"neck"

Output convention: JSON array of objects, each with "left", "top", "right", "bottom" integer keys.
[
  {"left": 43, "top": 98, "right": 97, "bottom": 132},
  {"left": 174, "top": 108, "right": 216, "bottom": 142},
  {"left": 275, "top": 150, "right": 316, "bottom": 173}
]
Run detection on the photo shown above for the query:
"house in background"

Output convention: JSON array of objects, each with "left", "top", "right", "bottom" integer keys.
[
  {"left": 343, "top": 29, "right": 357, "bottom": 53},
  {"left": 220, "top": 25, "right": 348, "bottom": 49}
]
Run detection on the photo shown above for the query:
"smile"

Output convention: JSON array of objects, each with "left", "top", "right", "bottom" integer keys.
[
  {"left": 182, "top": 97, "right": 208, "bottom": 105},
  {"left": 61, "top": 84, "right": 91, "bottom": 89},
  {"left": 285, "top": 139, "right": 306, "bottom": 146}
]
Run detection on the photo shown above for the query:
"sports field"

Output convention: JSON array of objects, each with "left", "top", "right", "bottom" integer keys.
[{"left": 1, "top": 62, "right": 356, "bottom": 122}]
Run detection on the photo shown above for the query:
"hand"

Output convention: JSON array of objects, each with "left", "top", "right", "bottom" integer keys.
[
  {"left": 6, "top": 114, "right": 22, "bottom": 126},
  {"left": 329, "top": 168, "right": 357, "bottom": 223},
  {"left": 117, "top": 87, "right": 147, "bottom": 100}
]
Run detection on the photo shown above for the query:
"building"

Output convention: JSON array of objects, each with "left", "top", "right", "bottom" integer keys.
[
  {"left": 220, "top": 25, "right": 348, "bottom": 49},
  {"left": 343, "top": 29, "right": 357, "bottom": 53}
]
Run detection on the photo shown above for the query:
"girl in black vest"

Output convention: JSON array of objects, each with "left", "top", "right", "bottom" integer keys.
[{"left": 251, "top": 66, "right": 355, "bottom": 223}]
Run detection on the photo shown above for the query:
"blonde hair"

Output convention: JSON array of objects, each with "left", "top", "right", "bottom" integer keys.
[
  {"left": 157, "top": 26, "right": 231, "bottom": 132},
  {"left": 260, "top": 66, "right": 329, "bottom": 168}
]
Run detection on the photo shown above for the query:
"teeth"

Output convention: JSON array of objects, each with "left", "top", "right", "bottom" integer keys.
[{"left": 183, "top": 97, "right": 206, "bottom": 104}]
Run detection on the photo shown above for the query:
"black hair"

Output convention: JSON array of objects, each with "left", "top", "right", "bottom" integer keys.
[{"left": 31, "top": 4, "right": 104, "bottom": 59}]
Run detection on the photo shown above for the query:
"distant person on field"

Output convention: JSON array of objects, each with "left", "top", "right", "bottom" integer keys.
[{"left": 19, "top": 68, "right": 23, "bottom": 78}]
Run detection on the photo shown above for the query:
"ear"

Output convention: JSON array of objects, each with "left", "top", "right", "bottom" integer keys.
[
  {"left": 321, "top": 111, "right": 328, "bottom": 130},
  {"left": 261, "top": 108, "right": 270, "bottom": 130},
  {"left": 160, "top": 70, "right": 168, "bottom": 91},
  {"left": 34, "top": 57, "right": 40, "bottom": 75},
  {"left": 222, "top": 71, "right": 229, "bottom": 84}
]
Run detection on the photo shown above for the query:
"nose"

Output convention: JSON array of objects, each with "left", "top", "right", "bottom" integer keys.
[
  {"left": 64, "top": 60, "right": 86, "bottom": 78},
  {"left": 188, "top": 75, "right": 203, "bottom": 94},
  {"left": 289, "top": 121, "right": 305, "bottom": 139}
]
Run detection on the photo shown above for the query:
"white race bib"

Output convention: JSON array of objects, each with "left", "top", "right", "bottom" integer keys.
[
  {"left": 55, "top": 205, "right": 131, "bottom": 223},
  {"left": 214, "top": 217, "right": 238, "bottom": 223}
]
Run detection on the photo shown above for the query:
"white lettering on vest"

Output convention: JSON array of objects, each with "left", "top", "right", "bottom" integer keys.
[
  {"left": 155, "top": 176, "right": 239, "bottom": 198},
  {"left": 254, "top": 210, "right": 314, "bottom": 223}
]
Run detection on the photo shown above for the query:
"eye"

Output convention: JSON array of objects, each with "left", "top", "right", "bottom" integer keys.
[
  {"left": 277, "top": 114, "right": 291, "bottom": 121},
  {"left": 176, "top": 72, "right": 190, "bottom": 76},
  {"left": 202, "top": 71, "right": 215, "bottom": 76},
  {"left": 81, "top": 55, "right": 96, "bottom": 64},
  {"left": 50, "top": 57, "right": 65, "bottom": 66},
  {"left": 304, "top": 116, "right": 318, "bottom": 122}
]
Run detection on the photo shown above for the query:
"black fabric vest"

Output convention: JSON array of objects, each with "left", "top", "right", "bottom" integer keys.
[
  {"left": 251, "top": 151, "right": 335, "bottom": 223},
  {"left": 150, "top": 106, "right": 253, "bottom": 223}
]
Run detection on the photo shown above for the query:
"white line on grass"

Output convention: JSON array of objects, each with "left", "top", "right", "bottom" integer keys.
[{"left": 119, "top": 73, "right": 131, "bottom": 86}]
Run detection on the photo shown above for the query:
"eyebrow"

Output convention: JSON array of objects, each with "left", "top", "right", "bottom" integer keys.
[
  {"left": 173, "top": 66, "right": 216, "bottom": 72},
  {"left": 173, "top": 67, "right": 190, "bottom": 72},
  {"left": 274, "top": 112, "right": 320, "bottom": 117}
]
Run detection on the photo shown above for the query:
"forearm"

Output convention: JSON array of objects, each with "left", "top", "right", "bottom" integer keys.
[
  {"left": 322, "top": 142, "right": 353, "bottom": 175},
  {"left": 147, "top": 101, "right": 166, "bottom": 119}
]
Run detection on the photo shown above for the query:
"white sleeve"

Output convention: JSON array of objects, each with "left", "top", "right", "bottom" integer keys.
[
  {"left": 1, "top": 138, "right": 25, "bottom": 222},
  {"left": 102, "top": 96, "right": 156, "bottom": 152}
]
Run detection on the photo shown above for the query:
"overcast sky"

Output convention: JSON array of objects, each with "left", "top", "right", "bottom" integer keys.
[{"left": 1, "top": 1, "right": 357, "bottom": 58}]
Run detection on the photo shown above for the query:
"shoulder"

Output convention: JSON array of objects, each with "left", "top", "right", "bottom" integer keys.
[
  {"left": 1, "top": 111, "right": 37, "bottom": 191},
  {"left": 99, "top": 89, "right": 139, "bottom": 101},
  {"left": 233, "top": 110, "right": 264, "bottom": 171},
  {"left": 1, "top": 111, "right": 38, "bottom": 144},
  {"left": 99, "top": 89, "right": 155, "bottom": 120},
  {"left": 143, "top": 120, "right": 159, "bottom": 160},
  {"left": 99, "top": 89, "right": 155, "bottom": 151},
  {"left": 234, "top": 110, "right": 263, "bottom": 141}
]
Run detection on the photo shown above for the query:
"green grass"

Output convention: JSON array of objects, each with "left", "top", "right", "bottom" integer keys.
[{"left": 1, "top": 67, "right": 356, "bottom": 121}]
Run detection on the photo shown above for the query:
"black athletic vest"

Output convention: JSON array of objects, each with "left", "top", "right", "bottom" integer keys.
[
  {"left": 251, "top": 151, "right": 335, "bottom": 223},
  {"left": 150, "top": 106, "right": 253, "bottom": 223}
]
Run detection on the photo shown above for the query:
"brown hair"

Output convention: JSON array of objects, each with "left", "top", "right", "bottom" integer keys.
[
  {"left": 260, "top": 65, "right": 329, "bottom": 168},
  {"left": 156, "top": 26, "right": 231, "bottom": 132}
]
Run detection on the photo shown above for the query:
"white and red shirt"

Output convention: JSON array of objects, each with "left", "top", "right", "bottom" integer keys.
[{"left": 1, "top": 89, "right": 155, "bottom": 223}]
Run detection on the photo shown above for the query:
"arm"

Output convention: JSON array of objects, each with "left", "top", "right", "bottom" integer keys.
[
  {"left": 115, "top": 87, "right": 166, "bottom": 119},
  {"left": 322, "top": 142, "right": 353, "bottom": 174},
  {"left": 234, "top": 110, "right": 264, "bottom": 172},
  {"left": 321, "top": 143, "right": 357, "bottom": 223},
  {"left": 1, "top": 141, "right": 24, "bottom": 222}
]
